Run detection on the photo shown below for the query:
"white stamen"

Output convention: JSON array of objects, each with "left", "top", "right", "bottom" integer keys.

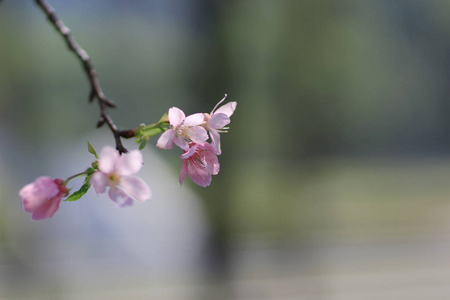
[{"left": 210, "top": 94, "right": 228, "bottom": 115}]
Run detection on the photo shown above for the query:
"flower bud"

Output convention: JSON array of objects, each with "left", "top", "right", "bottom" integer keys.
[{"left": 19, "top": 177, "right": 68, "bottom": 220}]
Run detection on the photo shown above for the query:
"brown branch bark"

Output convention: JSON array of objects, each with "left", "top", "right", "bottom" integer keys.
[{"left": 34, "top": 0, "right": 135, "bottom": 153}]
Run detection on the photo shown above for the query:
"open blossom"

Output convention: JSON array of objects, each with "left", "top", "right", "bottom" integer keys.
[
  {"left": 20, "top": 177, "right": 68, "bottom": 220},
  {"left": 156, "top": 107, "right": 208, "bottom": 151},
  {"left": 180, "top": 143, "right": 220, "bottom": 187},
  {"left": 91, "top": 146, "right": 151, "bottom": 207},
  {"left": 203, "top": 95, "right": 237, "bottom": 155}
]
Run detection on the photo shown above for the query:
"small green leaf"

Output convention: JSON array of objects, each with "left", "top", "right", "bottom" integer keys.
[
  {"left": 139, "top": 138, "right": 147, "bottom": 150},
  {"left": 65, "top": 176, "right": 92, "bottom": 201},
  {"left": 65, "top": 183, "right": 90, "bottom": 201},
  {"left": 87, "top": 142, "right": 98, "bottom": 158},
  {"left": 64, "top": 175, "right": 93, "bottom": 201}
]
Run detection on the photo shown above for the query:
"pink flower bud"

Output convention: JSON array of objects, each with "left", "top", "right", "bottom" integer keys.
[{"left": 19, "top": 177, "right": 68, "bottom": 220}]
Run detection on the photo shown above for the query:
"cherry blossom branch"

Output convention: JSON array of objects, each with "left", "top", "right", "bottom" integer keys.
[{"left": 34, "top": 0, "right": 134, "bottom": 153}]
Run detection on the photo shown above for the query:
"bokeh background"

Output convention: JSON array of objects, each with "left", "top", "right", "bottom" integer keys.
[{"left": 2, "top": 0, "right": 450, "bottom": 299}]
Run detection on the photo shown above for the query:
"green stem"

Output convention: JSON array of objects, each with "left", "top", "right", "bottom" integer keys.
[
  {"left": 65, "top": 171, "right": 88, "bottom": 184},
  {"left": 145, "top": 120, "right": 168, "bottom": 130}
]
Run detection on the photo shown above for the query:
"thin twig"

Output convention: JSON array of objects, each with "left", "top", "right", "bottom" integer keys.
[{"left": 34, "top": 0, "right": 134, "bottom": 153}]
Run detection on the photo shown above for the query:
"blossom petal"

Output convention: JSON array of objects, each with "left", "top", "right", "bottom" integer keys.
[
  {"left": 30, "top": 196, "right": 61, "bottom": 220},
  {"left": 120, "top": 176, "right": 151, "bottom": 202},
  {"left": 189, "top": 126, "right": 208, "bottom": 144},
  {"left": 209, "top": 113, "right": 230, "bottom": 129},
  {"left": 173, "top": 136, "right": 189, "bottom": 151},
  {"left": 117, "top": 150, "right": 143, "bottom": 176},
  {"left": 214, "top": 102, "right": 237, "bottom": 117},
  {"left": 20, "top": 177, "right": 59, "bottom": 212},
  {"left": 204, "top": 149, "right": 220, "bottom": 175},
  {"left": 181, "top": 144, "right": 198, "bottom": 159},
  {"left": 188, "top": 162, "right": 212, "bottom": 187},
  {"left": 32, "top": 176, "right": 59, "bottom": 199},
  {"left": 168, "top": 107, "right": 185, "bottom": 127},
  {"left": 98, "top": 146, "right": 120, "bottom": 174},
  {"left": 179, "top": 159, "right": 188, "bottom": 186},
  {"left": 91, "top": 171, "right": 107, "bottom": 194},
  {"left": 156, "top": 129, "right": 175, "bottom": 149},
  {"left": 209, "top": 130, "right": 222, "bottom": 155},
  {"left": 108, "top": 187, "right": 133, "bottom": 207},
  {"left": 20, "top": 184, "right": 36, "bottom": 212},
  {"left": 184, "top": 113, "right": 205, "bottom": 127}
]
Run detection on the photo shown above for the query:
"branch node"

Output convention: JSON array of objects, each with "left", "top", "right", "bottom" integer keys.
[{"left": 96, "top": 118, "right": 106, "bottom": 128}]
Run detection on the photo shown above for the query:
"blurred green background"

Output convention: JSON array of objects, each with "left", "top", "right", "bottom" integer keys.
[{"left": 2, "top": 1, "right": 450, "bottom": 299}]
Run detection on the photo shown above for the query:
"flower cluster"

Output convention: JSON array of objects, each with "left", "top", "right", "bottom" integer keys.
[
  {"left": 19, "top": 95, "right": 236, "bottom": 221},
  {"left": 19, "top": 0, "right": 237, "bottom": 222},
  {"left": 157, "top": 95, "right": 237, "bottom": 187}
]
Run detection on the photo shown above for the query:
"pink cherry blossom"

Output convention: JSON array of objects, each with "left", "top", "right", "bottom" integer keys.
[
  {"left": 157, "top": 107, "right": 208, "bottom": 151},
  {"left": 203, "top": 95, "right": 237, "bottom": 155},
  {"left": 179, "top": 143, "right": 220, "bottom": 187},
  {"left": 20, "top": 177, "right": 68, "bottom": 220},
  {"left": 91, "top": 146, "right": 151, "bottom": 207}
]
